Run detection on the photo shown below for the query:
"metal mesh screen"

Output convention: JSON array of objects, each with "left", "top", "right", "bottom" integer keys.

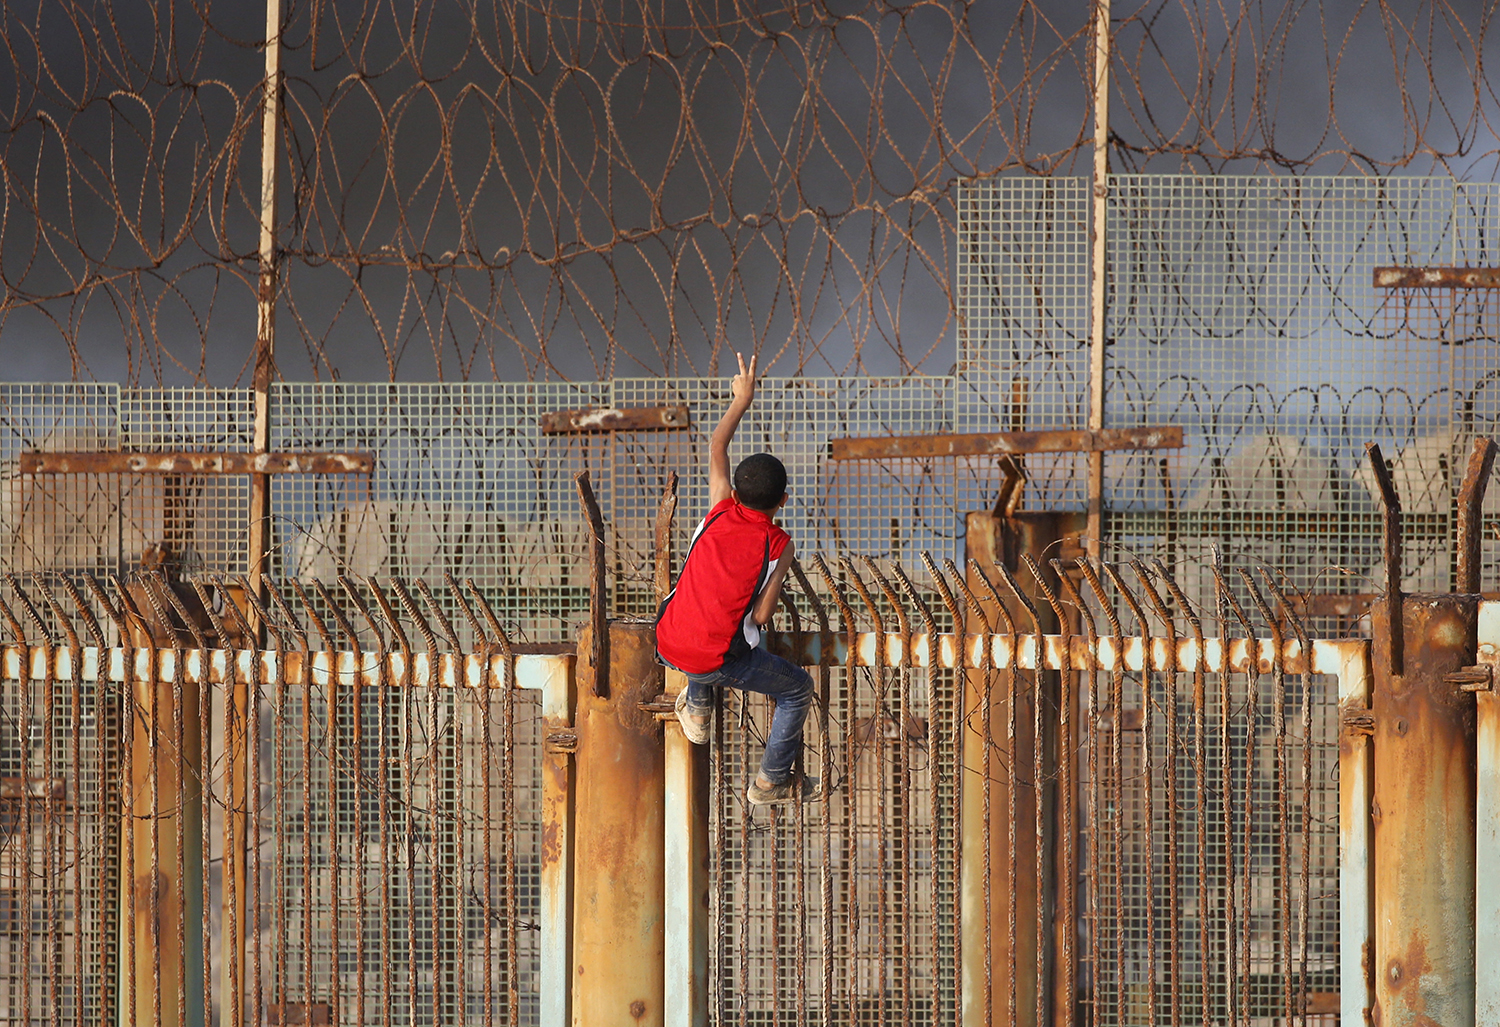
[{"left": 267, "top": 678, "right": 543, "bottom": 1027}]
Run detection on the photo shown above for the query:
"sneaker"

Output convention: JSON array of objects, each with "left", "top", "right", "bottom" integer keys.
[
  {"left": 746, "top": 775, "right": 823, "bottom": 806},
  {"left": 674, "top": 689, "right": 711, "bottom": 745}
]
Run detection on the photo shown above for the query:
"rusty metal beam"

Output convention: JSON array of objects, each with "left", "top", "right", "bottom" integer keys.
[
  {"left": 1371, "top": 594, "right": 1478, "bottom": 1027},
  {"left": 18, "top": 451, "right": 374, "bottom": 475},
  {"left": 1474, "top": 601, "right": 1500, "bottom": 1025},
  {"left": 1366, "top": 443, "right": 1404, "bottom": 676},
  {"left": 572, "top": 621, "right": 665, "bottom": 1026},
  {"left": 1458, "top": 436, "right": 1498, "bottom": 593},
  {"left": 827, "top": 425, "right": 1183, "bottom": 461},
  {"left": 1374, "top": 266, "right": 1500, "bottom": 288},
  {"left": 540, "top": 404, "right": 691, "bottom": 433}
]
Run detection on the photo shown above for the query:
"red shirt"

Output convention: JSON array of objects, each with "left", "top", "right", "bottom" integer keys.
[{"left": 655, "top": 497, "right": 791, "bottom": 673}]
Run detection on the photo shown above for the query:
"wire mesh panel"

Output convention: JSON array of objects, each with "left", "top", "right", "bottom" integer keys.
[
  {"left": 0, "top": 385, "right": 123, "bottom": 576},
  {"left": 271, "top": 383, "right": 609, "bottom": 644},
  {"left": 266, "top": 671, "right": 544, "bottom": 1027},
  {"left": 708, "top": 659, "right": 962, "bottom": 1025},
  {"left": 1101, "top": 176, "right": 1460, "bottom": 636},
  {"left": 0, "top": 655, "right": 121, "bottom": 1026}
]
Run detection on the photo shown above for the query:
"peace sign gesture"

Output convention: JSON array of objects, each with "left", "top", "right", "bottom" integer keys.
[{"left": 730, "top": 350, "right": 758, "bottom": 406}]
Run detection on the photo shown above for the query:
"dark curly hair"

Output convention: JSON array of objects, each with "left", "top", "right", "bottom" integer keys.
[{"left": 733, "top": 453, "right": 787, "bottom": 511}]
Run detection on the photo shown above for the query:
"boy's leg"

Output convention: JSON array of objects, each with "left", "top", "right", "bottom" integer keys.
[
  {"left": 675, "top": 669, "right": 718, "bottom": 745},
  {"left": 715, "top": 648, "right": 813, "bottom": 785}
]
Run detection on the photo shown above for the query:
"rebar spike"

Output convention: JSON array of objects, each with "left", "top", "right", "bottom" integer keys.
[
  {"left": 82, "top": 572, "right": 130, "bottom": 643},
  {"left": 890, "top": 562, "right": 938, "bottom": 640},
  {"left": 1258, "top": 567, "right": 1310, "bottom": 650},
  {"left": 864, "top": 557, "right": 911, "bottom": 638},
  {"left": 968, "top": 558, "right": 1016, "bottom": 637},
  {"left": 391, "top": 577, "right": 437, "bottom": 660},
  {"left": 840, "top": 556, "right": 884, "bottom": 634},
  {"left": 1074, "top": 558, "right": 1123, "bottom": 639},
  {"left": 1050, "top": 559, "right": 1094, "bottom": 641},
  {"left": 189, "top": 578, "right": 234, "bottom": 650},
  {"left": 109, "top": 574, "right": 151, "bottom": 647},
  {"left": 210, "top": 575, "right": 256, "bottom": 649},
  {"left": 155, "top": 573, "right": 210, "bottom": 651},
  {"left": 338, "top": 575, "right": 385, "bottom": 651},
  {"left": 945, "top": 558, "right": 990, "bottom": 633},
  {"left": 1238, "top": 568, "right": 1282, "bottom": 645},
  {"left": 992, "top": 560, "right": 1041, "bottom": 637},
  {"left": 31, "top": 573, "right": 80, "bottom": 650},
  {"left": 4, "top": 573, "right": 49, "bottom": 644},
  {"left": 135, "top": 572, "right": 182, "bottom": 649},
  {"left": 1020, "top": 554, "right": 1066, "bottom": 628},
  {"left": 788, "top": 559, "right": 830, "bottom": 634},
  {"left": 810, "top": 554, "right": 857, "bottom": 641},
  {"left": 234, "top": 576, "right": 283, "bottom": 652},
  {"left": 56, "top": 574, "right": 106, "bottom": 649},
  {"left": 1152, "top": 558, "right": 1203, "bottom": 639},
  {"left": 415, "top": 578, "right": 461, "bottom": 652},
  {"left": 464, "top": 579, "right": 513, "bottom": 662},
  {"left": 0, "top": 582, "right": 28, "bottom": 646},
  {"left": 920, "top": 552, "right": 963, "bottom": 631},
  {"left": 316, "top": 579, "right": 362, "bottom": 651},
  {"left": 445, "top": 572, "right": 488, "bottom": 650},
  {"left": 289, "top": 579, "right": 334, "bottom": 652},
  {"left": 1100, "top": 563, "right": 1148, "bottom": 637},
  {"left": 363, "top": 578, "right": 410, "bottom": 658},
  {"left": 264, "top": 577, "right": 308, "bottom": 652}
]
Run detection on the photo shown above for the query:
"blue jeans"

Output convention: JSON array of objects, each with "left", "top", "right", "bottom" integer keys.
[{"left": 681, "top": 648, "right": 813, "bottom": 785}]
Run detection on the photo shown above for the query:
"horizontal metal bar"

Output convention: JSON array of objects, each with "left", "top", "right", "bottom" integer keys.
[
  {"left": 1, "top": 634, "right": 1361, "bottom": 681},
  {"left": 540, "top": 404, "right": 691, "bottom": 433},
  {"left": 827, "top": 425, "right": 1183, "bottom": 460},
  {"left": 17, "top": 451, "right": 375, "bottom": 475},
  {"left": 0, "top": 646, "right": 570, "bottom": 688},
  {"left": 765, "top": 630, "right": 1361, "bottom": 675},
  {"left": 1374, "top": 266, "right": 1500, "bottom": 288}
]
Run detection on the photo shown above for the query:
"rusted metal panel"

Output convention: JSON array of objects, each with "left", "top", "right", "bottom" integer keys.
[
  {"left": 1371, "top": 594, "right": 1478, "bottom": 1027},
  {"left": 539, "top": 404, "right": 691, "bottom": 433},
  {"left": 827, "top": 425, "right": 1183, "bottom": 461},
  {"left": 17, "top": 451, "right": 375, "bottom": 475},
  {"left": 1373, "top": 265, "right": 1500, "bottom": 288},
  {"left": 571, "top": 621, "right": 665, "bottom": 1027}
]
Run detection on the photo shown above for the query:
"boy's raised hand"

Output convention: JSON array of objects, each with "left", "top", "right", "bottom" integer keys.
[{"left": 731, "top": 351, "right": 758, "bottom": 406}]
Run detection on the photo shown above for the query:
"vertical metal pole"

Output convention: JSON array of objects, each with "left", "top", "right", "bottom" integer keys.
[
  {"left": 572, "top": 621, "right": 665, "bottom": 1027},
  {"left": 1472, "top": 600, "right": 1500, "bottom": 1025},
  {"left": 1371, "top": 593, "right": 1478, "bottom": 1027},
  {"left": 1338, "top": 642, "right": 1375, "bottom": 1027},
  {"left": 538, "top": 655, "right": 577, "bottom": 1027},
  {"left": 663, "top": 668, "right": 709, "bottom": 1027},
  {"left": 1085, "top": 0, "right": 1111, "bottom": 560},
  {"left": 249, "top": 0, "right": 281, "bottom": 604}
]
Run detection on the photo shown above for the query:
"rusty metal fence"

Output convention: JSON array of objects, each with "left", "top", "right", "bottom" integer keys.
[{"left": 0, "top": 547, "right": 1361, "bottom": 1027}]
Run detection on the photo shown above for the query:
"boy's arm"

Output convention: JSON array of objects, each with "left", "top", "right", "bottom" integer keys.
[
  {"left": 709, "top": 351, "right": 758, "bottom": 507},
  {"left": 751, "top": 542, "right": 794, "bottom": 627}
]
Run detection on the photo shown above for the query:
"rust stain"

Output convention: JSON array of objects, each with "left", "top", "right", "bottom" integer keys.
[{"left": 630, "top": 999, "right": 647, "bottom": 1019}]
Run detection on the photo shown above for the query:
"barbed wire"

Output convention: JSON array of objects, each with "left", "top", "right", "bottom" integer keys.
[{"left": 2, "top": 0, "right": 1496, "bottom": 384}]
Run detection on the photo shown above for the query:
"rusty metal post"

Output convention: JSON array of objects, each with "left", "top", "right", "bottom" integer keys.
[
  {"left": 120, "top": 645, "right": 205, "bottom": 1027},
  {"left": 1474, "top": 600, "right": 1500, "bottom": 1024},
  {"left": 1457, "top": 437, "right": 1497, "bottom": 594},
  {"left": 1370, "top": 592, "right": 1478, "bottom": 1027},
  {"left": 1086, "top": 0, "right": 1111, "bottom": 563},
  {"left": 572, "top": 620, "right": 665, "bottom": 1026},
  {"left": 536, "top": 649, "right": 577, "bottom": 1027},
  {"left": 961, "top": 510, "right": 1083, "bottom": 1027}
]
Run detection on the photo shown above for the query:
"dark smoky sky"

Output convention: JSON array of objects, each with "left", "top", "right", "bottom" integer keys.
[{"left": 1, "top": 0, "right": 1496, "bottom": 386}]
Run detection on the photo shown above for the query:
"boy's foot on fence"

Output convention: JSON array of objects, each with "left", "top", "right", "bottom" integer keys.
[
  {"left": 746, "top": 773, "right": 822, "bottom": 806},
  {"left": 674, "top": 688, "right": 711, "bottom": 744}
]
